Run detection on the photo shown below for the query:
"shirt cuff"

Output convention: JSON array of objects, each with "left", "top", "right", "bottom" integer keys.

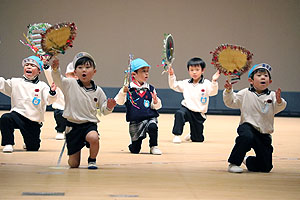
[{"left": 49, "top": 90, "right": 56, "bottom": 96}]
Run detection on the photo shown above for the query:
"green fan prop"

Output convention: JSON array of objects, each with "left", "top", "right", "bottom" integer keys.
[
  {"left": 20, "top": 23, "right": 51, "bottom": 57},
  {"left": 157, "top": 33, "right": 174, "bottom": 74}
]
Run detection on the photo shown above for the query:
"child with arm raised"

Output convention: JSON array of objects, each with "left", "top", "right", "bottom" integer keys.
[
  {"left": 51, "top": 52, "right": 116, "bottom": 169},
  {"left": 168, "top": 57, "right": 220, "bottom": 143},
  {"left": 223, "top": 63, "right": 287, "bottom": 173},
  {"left": 1, "top": 55, "right": 57, "bottom": 152}
]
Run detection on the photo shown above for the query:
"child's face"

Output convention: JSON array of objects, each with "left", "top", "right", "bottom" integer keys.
[
  {"left": 23, "top": 63, "right": 40, "bottom": 79},
  {"left": 132, "top": 67, "right": 150, "bottom": 85},
  {"left": 248, "top": 71, "right": 272, "bottom": 93},
  {"left": 74, "top": 62, "right": 96, "bottom": 86},
  {"left": 188, "top": 65, "right": 204, "bottom": 82}
]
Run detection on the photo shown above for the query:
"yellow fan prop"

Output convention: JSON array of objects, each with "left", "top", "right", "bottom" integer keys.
[{"left": 211, "top": 44, "right": 253, "bottom": 76}]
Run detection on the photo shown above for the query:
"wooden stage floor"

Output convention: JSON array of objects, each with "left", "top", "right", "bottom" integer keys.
[{"left": 0, "top": 111, "right": 299, "bottom": 199}]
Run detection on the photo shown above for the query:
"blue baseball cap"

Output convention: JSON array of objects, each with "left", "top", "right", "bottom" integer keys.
[
  {"left": 248, "top": 63, "right": 272, "bottom": 78},
  {"left": 131, "top": 58, "right": 151, "bottom": 72},
  {"left": 22, "top": 55, "right": 44, "bottom": 71}
]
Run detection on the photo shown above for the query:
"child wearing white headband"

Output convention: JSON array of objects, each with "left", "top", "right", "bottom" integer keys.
[{"left": 0, "top": 55, "right": 57, "bottom": 153}]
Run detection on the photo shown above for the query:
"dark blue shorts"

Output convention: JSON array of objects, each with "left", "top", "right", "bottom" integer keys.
[{"left": 65, "top": 121, "right": 98, "bottom": 155}]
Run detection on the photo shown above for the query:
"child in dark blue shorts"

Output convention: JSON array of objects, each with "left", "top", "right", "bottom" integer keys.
[{"left": 51, "top": 52, "right": 116, "bottom": 169}]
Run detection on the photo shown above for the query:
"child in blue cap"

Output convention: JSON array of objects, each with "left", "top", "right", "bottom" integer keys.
[
  {"left": 115, "top": 58, "right": 162, "bottom": 155},
  {"left": 223, "top": 63, "right": 287, "bottom": 173},
  {"left": 0, "top": 55, "right": 57, "bottom": 153}
]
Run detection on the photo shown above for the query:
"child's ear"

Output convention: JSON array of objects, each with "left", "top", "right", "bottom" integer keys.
[
  {"left": 202, "top": 68, "right": 205, "bottom": 73},
  {"left": 131, "top": 72, "right": 137, "bottom": 77},
  {"left": 269, "top": 79, "right": 272, "bottom": 84},
  {"left": 248, "top": 77, "right": 253, "bottom": 84}
]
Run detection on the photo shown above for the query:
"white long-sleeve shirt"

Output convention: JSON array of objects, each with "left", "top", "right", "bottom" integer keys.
[
  {"left": 44, "top": 68, "right": 65, "bottom": 110},
  {"left": 51, "top": 88, "right": 65, "bottom": 110},
  {"left": 223, "top": 88, "right": 287, "bottom": 134},
  {"left": 0, "top": 77, "right": 56, "bottom": 123},
  {"left": 168, "top": 74, "right": 218, "bottom": 114},
  {"left": 52, "top": 69, "right": 112, "bottom": 124}
]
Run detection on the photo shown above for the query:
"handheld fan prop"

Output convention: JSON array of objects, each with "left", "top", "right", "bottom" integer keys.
[
  {"left": 41, "top": 22, "right": 77, "bottom": 57},
  {"left": 20, "top": 23, "right": 52, "bottom": 56},
  {"left": 20, "top": 22, "right": 77, "bottom": 69},
  {"left": 158, "top": 33, "right": 174, "bottom": 74},
  {"left": 210, "top": 44, "right": 253, "bottom": 84}
]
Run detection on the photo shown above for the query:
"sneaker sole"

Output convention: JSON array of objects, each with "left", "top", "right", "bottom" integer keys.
[
  {"left": 172, "top": 139, "right": 181, "bottom": 144},
  {"left": 3, "top": 150, "right": 13, "bottom": 153},
  {"left": 88, "top": 166, "right": 98, "bottom": 170},
  {"left": 150, "top": 152, "right": 162, "bottom": 155},
  {"left": 228, "top": 170, "right": 243, "bottom": 173},
  {"left": 228, "top": 168, "right": 243, "bottom": 173}
]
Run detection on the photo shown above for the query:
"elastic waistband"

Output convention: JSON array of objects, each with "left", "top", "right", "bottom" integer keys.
[{"left": 66, "top": 120, "right": 96, "bottom": 127}]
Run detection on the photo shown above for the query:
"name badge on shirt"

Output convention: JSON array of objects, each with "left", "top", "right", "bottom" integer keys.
[
  {"left": 262, "top": 99, "right": 272, "bottom": 113},
  {"left": 32, "top": 97, "right": 41, "bottom": 105},
  {"left": 144, "top": 100, "right": 150, "bottom": 108},
  {"left": 200, "top": 97, "right": 207, "bottom": 104}
]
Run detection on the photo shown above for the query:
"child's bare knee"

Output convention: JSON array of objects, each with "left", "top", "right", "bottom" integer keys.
[
  {"left": 68, "top": 159, "right": 80, "bottom": 168},
  {"left": 68, "top": 152, "right": 80, "bottom": 168},
  {"left": 86, "top": 132, "right": 99, "bottom": 143},
  {"left": 69, "top": 163, "right": 80, "bottom": 168}
]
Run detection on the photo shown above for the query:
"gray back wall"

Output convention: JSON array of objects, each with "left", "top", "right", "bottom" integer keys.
[{"left": 1, "top": 0, "right": 299, "bottom": 92}]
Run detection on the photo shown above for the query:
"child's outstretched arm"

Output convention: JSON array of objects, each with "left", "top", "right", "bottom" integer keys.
[
  {"left": 106, "top": 98, "right": 117, "bottom": 111},
  {"left": 274, "top": 88, "right": 287, "bottom": 113},
  {"left": 224, "top": 79, "right": 233, "bottom": 93},
  {"left": 150, "top": 89, "right": 162, "bottom": 110},
  {"left": 208, "top": 70, "right": 220, "bottom": 96},
  {"left": 114, "top": 86, "right": 128, "bottom": 105},
  {"left": 97, "top": 90, "right": 116, "bottom": 116},
  {"left": 0, "top": 77, "right": 12, "bottom": 97},
  {"left": 44, "top": 67, "right": 54, "bottom": 87},
  {"left": 212, "top": 70, "right": 221, "bottom": 82},
  {"left": 223, "top": 80, "right": 243, "bottom": 109},
  {"left": 275, "top": 88, "right": 282, "bottom": 104},
  {"left": 168, "top": 65, "right": 184, "bottom": 92},
  {"left": 168, "top": 65, "right": 174, "bottom": 76},
  {"left": 46, "top": 82, "right": 58, "bottom": 105},
  {"left": 51, "top": 58, "right": 64, "bottom": 90}
]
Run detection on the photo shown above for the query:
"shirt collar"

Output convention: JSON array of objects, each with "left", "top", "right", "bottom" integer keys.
[
  {"left": 77, "top": 79, "right": 97, "bottom": 91},
  {"left": 248, "top": 85, "right": 271, "bottom": 96},
  {"left": 188, "top": 75, "right": 204, "bottom": 84},
  {"left": 129, "top": 81, "right": 150, "bottom": 90},
  {"left": 23, "top": 75, "right": 39, "bottom": 84}
]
